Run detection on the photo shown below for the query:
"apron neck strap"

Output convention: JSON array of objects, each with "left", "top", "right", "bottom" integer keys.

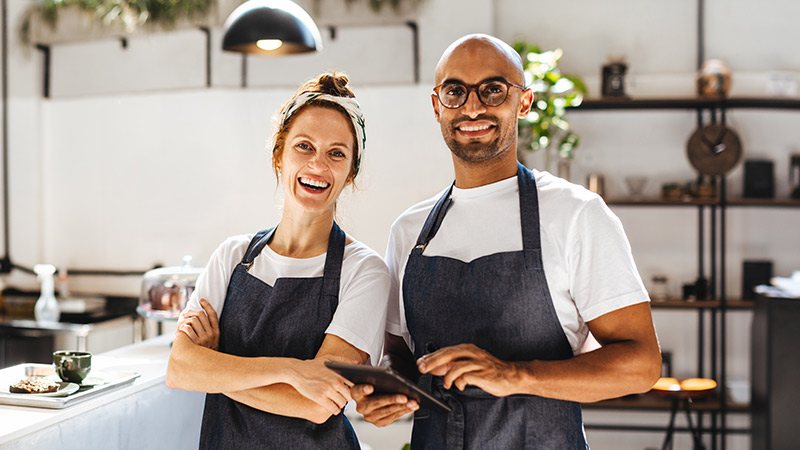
[
  {"left": 517, "top": 161, "right": 542, "bottom": 254},
  {"left": 411, "top": 185, "right": 454, "bottom": 255},
  {"left": 411, "top": 163, "right": 542, "bottom": 260},
  {"left": 240, "top": 227, "right": 277, "bottom": 269},
  {"left": 322, "top": 222, "right": 346, "bottom": 302},
  {"left": 239, "top": 223, "right": 346, "bottom": 291}
]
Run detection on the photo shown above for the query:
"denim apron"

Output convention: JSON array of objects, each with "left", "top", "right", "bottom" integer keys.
[
  {"left": 403, "top": 163, "right": 588, "bottom": 449},
  {"left": 199, "top": 223, "right": 360, "bottom": 450}
]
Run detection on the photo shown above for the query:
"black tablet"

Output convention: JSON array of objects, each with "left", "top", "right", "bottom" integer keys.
[{"left": 325, "top": 361, "right": 451, "bottom": 412}]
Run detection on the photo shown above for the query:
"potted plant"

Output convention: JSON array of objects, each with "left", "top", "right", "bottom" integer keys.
[{"left": 513, "top": 39, "right": 586, "bottom": 180}]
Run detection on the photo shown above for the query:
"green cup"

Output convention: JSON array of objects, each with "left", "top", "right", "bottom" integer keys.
[{"left": 53, "top": 351, "right": 92, "bottom": 383}]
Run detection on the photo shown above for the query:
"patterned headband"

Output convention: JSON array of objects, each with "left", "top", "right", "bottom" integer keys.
[{"left": 278, "top": 92, "right": 366, "bottom": 175}]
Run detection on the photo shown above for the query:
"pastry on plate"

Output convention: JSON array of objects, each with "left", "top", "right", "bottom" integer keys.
[{"left": 9, "top": 377, "right": 61, "bottom": 394}]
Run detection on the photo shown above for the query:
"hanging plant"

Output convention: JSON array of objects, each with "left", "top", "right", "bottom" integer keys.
[
  {"left": 20, "top": 0, "right": 214, "bottom": 43},
  {"left": 513, "top": 39, "right": 586, "bottom": 160}
]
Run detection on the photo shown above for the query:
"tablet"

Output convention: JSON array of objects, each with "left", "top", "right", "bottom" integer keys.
[{"left": 325, "top": 361, "right": 451, "bottom": 412}]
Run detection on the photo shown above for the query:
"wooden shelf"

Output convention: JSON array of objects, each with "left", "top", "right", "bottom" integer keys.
[
  {"left": 650, "top": 299, "right": 755, "bottom": 309},
  {"left": 583, "top": 393, "right": 750, "bottom": 413},
  {"left": 726, "top": 198, "right": 800, "bottom": 207},
  {"left": 606, "top": 198, "right": 718, "bottom": 207},
  {"left": 605, "top": 197, "right": 800, "bottom": 208},
  {"left": 571, "top": 97, "right": 800, "bottom": 111}
]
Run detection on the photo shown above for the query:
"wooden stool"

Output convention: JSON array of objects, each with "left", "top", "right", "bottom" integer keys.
[{"left": 651, "top": 377, "right": 717, "bottom": 450}]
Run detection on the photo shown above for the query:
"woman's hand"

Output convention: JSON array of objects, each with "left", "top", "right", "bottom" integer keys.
[
  {"left": 178, "top": 299, "right": 220, "bottom": 350},
  {"left": 284, "top": 356, "right": 358, "bottom": 416}
]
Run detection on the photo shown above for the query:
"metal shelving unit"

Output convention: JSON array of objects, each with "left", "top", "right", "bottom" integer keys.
[{"left": 572, "top": 95, "right": 800, "bottom": 449}]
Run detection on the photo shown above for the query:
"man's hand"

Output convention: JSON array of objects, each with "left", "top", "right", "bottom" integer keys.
[
  {"left": 417, "top": 343, "right": 522, "bottom": 397},
  {"left": 351, "top": 385, "right": 418, "bottom": 427},
  {"left": 178, "top": 298, "right": 220, "bottom": 350}
]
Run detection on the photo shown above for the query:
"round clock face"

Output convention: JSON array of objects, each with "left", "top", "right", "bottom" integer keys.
[{"left": 686, "top": 124, "right": 743, "bottom": 176}]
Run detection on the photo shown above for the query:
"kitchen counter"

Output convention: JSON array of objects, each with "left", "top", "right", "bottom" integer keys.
[
  {"left": 0, "top": 315, "right": 137, "bottom": 369},
  {"left": 0, "top": 334, "right": 205, "bottom": 450},
  {"left": 1, "top": 293, "right": 140, "bottom": 369}
]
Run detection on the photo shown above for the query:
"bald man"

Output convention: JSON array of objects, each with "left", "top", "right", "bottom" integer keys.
[{"left": 353, "top": 34, "right": 661, "bottom": 449}]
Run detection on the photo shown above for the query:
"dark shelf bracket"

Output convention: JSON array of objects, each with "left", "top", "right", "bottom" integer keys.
[
  {"left": 199, "top": 27, "right": 211, "bottom": 88},
  {"left": 240, "top": 54, "right": 247, "bottom": 89},
  {"left": 406, "top": 21, "right": 419, "bottom": 84},
  {"left": 35, "top": 44, "right": 51, "bottom": 99}
]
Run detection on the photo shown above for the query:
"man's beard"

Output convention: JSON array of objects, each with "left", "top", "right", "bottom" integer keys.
[{"left": 442, "top": 115, "right": 516, "bottom": 163}]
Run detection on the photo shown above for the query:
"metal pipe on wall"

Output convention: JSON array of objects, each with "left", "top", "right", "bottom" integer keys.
[{"left": 1, "top": 0, "right": 11, "bottom": 274}]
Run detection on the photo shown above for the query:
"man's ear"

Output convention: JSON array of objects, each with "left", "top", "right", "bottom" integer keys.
[
  {"left": 431, "top": 94, "right": 441, "bottom": 123},
  {"left": 518, "top": 88, "right": 534, "bottom": 118}
]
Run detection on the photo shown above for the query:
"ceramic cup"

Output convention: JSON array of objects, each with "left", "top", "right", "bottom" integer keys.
[{"left": 53, "top": 351, "right": 92, "bottom": 383}]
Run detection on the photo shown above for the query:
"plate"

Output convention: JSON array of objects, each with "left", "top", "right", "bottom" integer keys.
[
  {"left": 9, "top": 382, "right": 80, "bottom": 397},
  {"left": 43, "top": 374, "right": 108, "bottom": 388},
  {"left": 78, "top": 377, "right": 106, "bottom": 387}
]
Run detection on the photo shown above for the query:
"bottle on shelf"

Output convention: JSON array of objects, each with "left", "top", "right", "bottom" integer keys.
[{"left": 33, "top": 264, "right": 60, "bottom": 324}]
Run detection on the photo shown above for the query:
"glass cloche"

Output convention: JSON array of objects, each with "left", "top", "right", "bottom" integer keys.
[{"left": 138, "top": 255, "right": 203, "bottom": 321}]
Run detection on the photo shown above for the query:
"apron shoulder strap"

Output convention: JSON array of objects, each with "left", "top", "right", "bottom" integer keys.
[
  {"left": 322, "top": 222, "right": 346, "bottom": 304},
  {"left": 240, "top": 227, "right": 277, "bottom": 270},
  {"left": 517, "top": 162, "right": 543, "bottom": 268},
  {"left": 411, "top": 185, "right": 454, "bottom": 255}
]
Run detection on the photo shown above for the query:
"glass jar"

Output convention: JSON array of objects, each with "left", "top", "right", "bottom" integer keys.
[
  {"left": 651, "top": 275, "right": 670, "bottom": 302},
  {"left": 138, "top": 255, "right": 202, "bottom": 321}
]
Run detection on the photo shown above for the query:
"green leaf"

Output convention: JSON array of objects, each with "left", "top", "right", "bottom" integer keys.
[
  {"left": 514, "top": 38, "right": 585, "bottom": 155},
  {"left": 563, "top": 74, "right": 588, "bottom": 96}
]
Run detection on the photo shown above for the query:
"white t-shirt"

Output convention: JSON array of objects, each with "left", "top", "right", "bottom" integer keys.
[
  {"left": 184, "top": 233, "right": 390, "bottom": 365},
  {"left": 385, "top": 170, "right": 649, "bottom": 355}
]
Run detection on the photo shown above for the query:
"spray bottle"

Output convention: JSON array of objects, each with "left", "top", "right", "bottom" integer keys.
[{"left": 34, "top": 264, "right": 60, "bottom": 324}]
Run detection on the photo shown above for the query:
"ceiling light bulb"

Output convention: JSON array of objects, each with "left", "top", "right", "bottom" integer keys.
[{"left": 256, "top": 39, "right": 283, "bottom": 51}]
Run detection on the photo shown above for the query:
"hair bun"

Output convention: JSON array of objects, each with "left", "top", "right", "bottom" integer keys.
[{"left": 315, "top": 72, "right": 352, "bottom": 97}]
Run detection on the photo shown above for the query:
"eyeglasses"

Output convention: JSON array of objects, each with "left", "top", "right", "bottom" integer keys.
[{"left": 432, "top": 79, "right": 525, "bottom": 109}]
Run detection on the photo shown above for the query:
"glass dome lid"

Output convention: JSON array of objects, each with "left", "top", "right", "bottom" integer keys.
[{"left": 139, "top": 255, "right": 203, "bottom": 321}]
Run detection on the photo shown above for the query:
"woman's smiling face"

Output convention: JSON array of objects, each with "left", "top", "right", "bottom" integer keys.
[{"left": 278, "top": 106, "right": 355, "bottom": 215}]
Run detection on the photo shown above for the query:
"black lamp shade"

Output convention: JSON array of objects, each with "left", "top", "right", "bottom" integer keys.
[{"left": 222, "top": 0, "right": 322, "bottom": 55}]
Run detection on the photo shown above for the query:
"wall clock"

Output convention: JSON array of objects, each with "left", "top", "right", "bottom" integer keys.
[{"left": 686, "top": 124, "right": 743, "bottom": 176}]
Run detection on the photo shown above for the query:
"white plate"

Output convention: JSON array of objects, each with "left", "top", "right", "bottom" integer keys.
[
  {"left": 77, "top": 377, "right": 106, "bottom": 387},
  {"left": 44, "top": 374, "right": 108, "bottom": 388},
  {"left": 7, "top": 382, "right": 79, "bottom": 397}
]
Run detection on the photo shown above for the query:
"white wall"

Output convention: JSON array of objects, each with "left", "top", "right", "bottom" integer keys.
[{"left": 3, "top": 0, "right": 800, "bottom": 449}]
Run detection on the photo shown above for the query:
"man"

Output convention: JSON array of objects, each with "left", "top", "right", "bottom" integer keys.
[{"left": 353, "top": 34, "right": 661, "bottom": 448}]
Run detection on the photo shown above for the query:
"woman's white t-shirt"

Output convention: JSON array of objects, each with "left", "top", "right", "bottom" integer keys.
[
  {"left": 184, "top": 234, "right": 390, "bottom": 365},
  {"left": 385, "top": 171, "right": 649, "bottom": 355}
]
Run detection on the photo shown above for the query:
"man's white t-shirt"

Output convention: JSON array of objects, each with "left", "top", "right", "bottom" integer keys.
[
  {"left": 184, "top": 234, "right": 390, "bottom": 365},
  {"left": 385, "top": 170, "right": 649, "bottom": 355}
]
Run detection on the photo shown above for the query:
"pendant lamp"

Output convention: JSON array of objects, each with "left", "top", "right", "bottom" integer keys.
[{"left": 222, "top": 0, "right": 322, "bottom": 55}]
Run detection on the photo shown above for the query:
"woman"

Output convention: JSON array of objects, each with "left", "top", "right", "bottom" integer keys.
[{"left": 166, "top": 72, "right": 389, "bottom": 449}]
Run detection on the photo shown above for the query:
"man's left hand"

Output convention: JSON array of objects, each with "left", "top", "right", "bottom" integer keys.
[{"left": 416, "top": 344, "right": 523, "bottom": 397}]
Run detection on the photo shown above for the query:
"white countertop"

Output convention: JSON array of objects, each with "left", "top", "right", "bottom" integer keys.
[
  {"left": 0, "top": 334, "right": 204, "bottom": 448},
  {"left": 0, "top": 333, "right": 410, "bottom": 450}
]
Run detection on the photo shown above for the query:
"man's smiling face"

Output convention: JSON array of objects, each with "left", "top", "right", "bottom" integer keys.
[{"left": 432, "top": 37, "right": 529, "bottom": 164}]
